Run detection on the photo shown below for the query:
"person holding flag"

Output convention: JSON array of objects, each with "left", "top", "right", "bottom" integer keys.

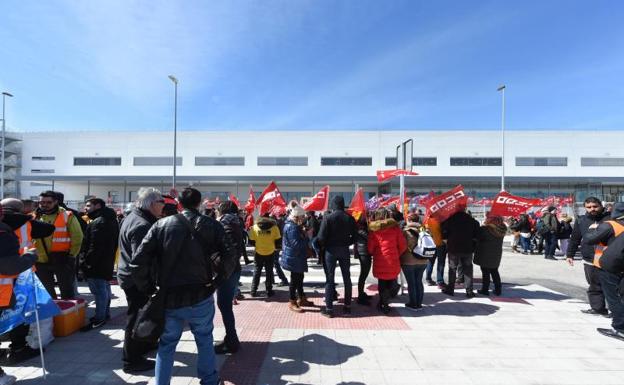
[{"left": 0, "top": 201, "right": 39, "bottom": 384}]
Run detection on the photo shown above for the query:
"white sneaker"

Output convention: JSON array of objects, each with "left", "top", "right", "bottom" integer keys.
[{"left": 0, "top": 373, "right": 17, "bottom": 385}]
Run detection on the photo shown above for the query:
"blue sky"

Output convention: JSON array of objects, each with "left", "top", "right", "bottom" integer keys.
[{"left": 1, "top": 0, "right": 623, "bottom": 132}]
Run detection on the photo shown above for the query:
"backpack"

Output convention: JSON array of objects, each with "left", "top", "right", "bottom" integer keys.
[
  {"left": 413, "top": 230, "right": 437, "bottom": 258},
  {"left": 536, "top": 219, "right": 550, "bottom": 235}
]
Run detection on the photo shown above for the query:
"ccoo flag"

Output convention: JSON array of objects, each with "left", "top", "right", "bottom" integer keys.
[
  {"left": 489, "top": 192, "right": 541, "bottom": 217},
  {"left": 257, "top": 181, "right": 287, "bottom": 216},
  {"left": 347, "top": 188, "right": 366, "bottom": 221},
  {"left": 422, "top": 185, "right": 468, "bottom": 223},
  {"left": 303, "top": 185, "right": 330, "bottom": 211}
]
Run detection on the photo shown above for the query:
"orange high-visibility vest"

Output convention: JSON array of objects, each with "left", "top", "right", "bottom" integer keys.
[
  {"left": 50, "top": 210, "right": 73, "bottom": 252},
  {"left": 0, "top": 228, "right": 19, "bottom": 308},
  {"left": 594, "top": 220, "right": 624, "bottom": 268},
  {"left": 14, "top": 222, "right": 33, "bottom": 255}
]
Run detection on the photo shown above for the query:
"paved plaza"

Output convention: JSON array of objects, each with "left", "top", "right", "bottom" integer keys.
[{"left": 4, "top": 248, "right": 624, "bottom": 385}]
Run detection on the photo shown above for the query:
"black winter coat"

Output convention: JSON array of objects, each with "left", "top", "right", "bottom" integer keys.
[
  {"left": 81, "top": 207, "right": 120, "bottom": 280},
  {"left": 218, "top": 213, "right": 244, "bottom": 273},
  {"left": 131, "top": 209, "right": 236, "bottom": 309},
  {"left": 0, "top": 221, "right": 37, "bottom": 310},
  {"left": 118, "top": 208, "right": 158, "bottom": 290},
  {"left": 557, "top": 221, "right": 573, "bottom": 240},
  {"left": 566, "top": 211, "right": 609, "bottom": 262},
  {"left": 442, "top": 212, "right": 480, "bottom": 254},
  {"left": 317, "top": 196, "right": 357, "bottom": 249},
  {"left": 474, "top": 224, "right": 507, "bottom": 269}
]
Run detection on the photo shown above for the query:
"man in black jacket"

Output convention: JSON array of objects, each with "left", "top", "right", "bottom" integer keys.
[
  {"left": 0, "top": 198, "right": 54, "bottom": 365},
  {"left": 582, "top": 202, "right": 624, "bottom": 340},
  {"left": 441, "top": 209, "right": 480, "bottom": 298},
  {"left": 118, "top": 187, "right": 164, "bottom": 373},
  {"left": 131, "top": 187, "right": 233, "bottom": 385},
  {"left": 0, "top": 203, "right": 38, "bottom": 384},
  {"left": 566, "top": 197, "right": 610, "bottom": 316},
  {"left": 317, "top": 196, "right": 357, "bottom": 318},
  {"left": 80, "top": 198, "right": 120, "bottom": 331}
]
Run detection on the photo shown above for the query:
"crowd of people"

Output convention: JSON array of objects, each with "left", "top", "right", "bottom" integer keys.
[{"left": 0, "top": 188, "right": 623, "bottom": 385}]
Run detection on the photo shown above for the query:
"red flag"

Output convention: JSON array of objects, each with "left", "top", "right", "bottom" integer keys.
[
  {"left": 244, "top": 186, "right": 256, "bottom": 214},
  {"left": 229, "top": 194, "right": 240, "bottom": 208},
  {"left": 303, "top": 185, "right": 330, "bottom": 211},
  {"left": 376, "top": 169, "right": 419, "bottom": 183},
  {"left": 489, "top": 192, "right": 541, "bottom": 217},
  {"left": 347, "top": 188, "right": 366, "bottom": 221},
  {"left": 422, "top": 185, "right": 468, "bottom": 223},
  {"left": 257, "top": 181, "right": 287, "bottom": 216}
]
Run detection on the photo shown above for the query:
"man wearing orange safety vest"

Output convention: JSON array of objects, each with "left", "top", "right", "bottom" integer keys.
[
  {"left": 34, "top": 191, "right": 84, "bottom": 300},
  {"left": 0, "top": 200, "right": 38, "bottom": 381},
  {"left": 0, "top": 198, "right": 55, "bottom": 365},
  {"left": 583, "top": 202, "right": 624, "bottom": 342}
]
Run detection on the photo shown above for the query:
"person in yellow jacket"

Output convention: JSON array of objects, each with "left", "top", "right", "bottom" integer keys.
[{"left": 34, "top": 191, "right": 84, "bottom": 299}]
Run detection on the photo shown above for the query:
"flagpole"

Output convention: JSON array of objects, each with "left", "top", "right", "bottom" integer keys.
[{"left": 31, "top": 272, "right": 47, "bottom": 379}]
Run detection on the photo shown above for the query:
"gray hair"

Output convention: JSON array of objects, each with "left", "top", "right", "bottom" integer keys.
[{"left": 135, "top": 187, "right": 163, "bottom": 211}]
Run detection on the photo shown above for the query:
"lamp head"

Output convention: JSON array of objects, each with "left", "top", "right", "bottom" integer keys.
[
  {"left": 1, "top": 92, "right": 13, "bottom": 98},
  {"left": 497, "top": 85, "right": 506, "bottom": 91},
  {"left": 168, "top": 75, "right": 178, "bottom": 84}
]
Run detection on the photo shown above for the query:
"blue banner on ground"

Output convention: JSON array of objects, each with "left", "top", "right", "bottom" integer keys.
[{"left": 0, "top": 269, "right": 60, "bottom": 334}]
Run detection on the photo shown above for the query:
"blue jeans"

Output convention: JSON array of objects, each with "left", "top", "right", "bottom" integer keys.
[
  {"left": 217, "top": 270, "right": 240, "bottom": 344},
  {"left": 519, "top": 235, "right": 531, "bottom": 253},
  {"left": 87, "top": 278, "right": 111, "bottom": 321},
  {"left": 599, "top": 270, "right": 624, "bottom": 332},
  {"left": 402, "top": 264, "right": 427, "bottom": 307},
  {"left": 156, "top": 297, "right": 219, "bottom": 385},
  {"left": 425, "top": 245, "right": 446, "bottom": 283},
  {"left": 324, "top": 246, "right": 352, "bottom": 310},
  {"left": 544, "top": 232, "right": 557, "bottom": 257}
]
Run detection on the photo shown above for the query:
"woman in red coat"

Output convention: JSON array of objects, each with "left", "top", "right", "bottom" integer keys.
[{"left": 367, "top": 208, "right": 407, "bottom": 314}]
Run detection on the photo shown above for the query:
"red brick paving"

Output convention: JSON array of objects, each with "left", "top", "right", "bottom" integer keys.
[{"left": 216, "top": 288, "right": 408, "bottom": 385}]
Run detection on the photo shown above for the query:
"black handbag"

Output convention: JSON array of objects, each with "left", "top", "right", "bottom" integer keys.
[{"left": 131, "top": 214, "right": 189, "bottom": 342}]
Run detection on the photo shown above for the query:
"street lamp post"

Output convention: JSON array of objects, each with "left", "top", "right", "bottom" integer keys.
[
  {"left": 497, "top": 85, "right": 506, "bottom": 191},
  {"left": 168, "top": 76, "right": 178, "bottom": 194},
  {"left": 1, "top": 91, "right": 14, "bottom": 200}
]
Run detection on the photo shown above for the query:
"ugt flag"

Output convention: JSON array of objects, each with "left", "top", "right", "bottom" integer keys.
[
  {"left": 347, "top": 188, "right": 366, "bottom": 221},
  {"left": 303, "top": 185, "right": 330, "bottom": 211},
  {"left": 0, "top": 269, "right": 60, "bottom": 334},
  {"left": 244, "top": 186, "right": 256, "bottom": 214},
  {"left": 422, "top": 185, "right": 468, "bottom": 223},
  {"left": 489, "top": 192, "right": 541, "bottom": 217},
  {"left": 257, "top": 181, "right": 286, "bottom": 216}
]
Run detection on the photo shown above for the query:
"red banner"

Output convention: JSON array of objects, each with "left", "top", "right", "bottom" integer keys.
[
  {"left": 244, "top": 186, "right": 256, "bottom": 214},
  {"left": 422, "top": 185, "right": 468, "bottom": 223},
  {"left": 347, "top": 188, "right": 366, "bottom": 221},
  {"left": 489, "top": 192, "right": 541, "bottom": 217},
  {"left": 376, "top": 169, "right": 419, "bottom": 183},
  {"left": 257, "top": 181, "right": 286, "bottom": 216},
  {"left": 303, "top": 185, "right": 330, "bottom": 211},
  {"left": 229, "top": 194, "right": 240, "bottom": 208}
]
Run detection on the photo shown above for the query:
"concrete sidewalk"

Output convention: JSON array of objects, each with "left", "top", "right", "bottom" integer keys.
[{"left": 4, "top": 253, "right": 624, "bottom": 385}]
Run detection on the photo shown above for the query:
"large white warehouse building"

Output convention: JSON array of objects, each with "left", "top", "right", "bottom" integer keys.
[{"left": 5, "top": 130, "right": 624, "bottom": 208}]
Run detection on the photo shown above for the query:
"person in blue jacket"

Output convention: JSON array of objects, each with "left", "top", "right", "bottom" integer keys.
[{"left": 280, "top": 206, "right": 313, "bottom": 313}]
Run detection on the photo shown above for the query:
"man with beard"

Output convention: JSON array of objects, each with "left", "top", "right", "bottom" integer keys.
[
  {"left": 34, "top": 191, "right": 84, "bottom": 299},
  {"left": 566, "top": 197, "right": 610, "bottom": 317}
]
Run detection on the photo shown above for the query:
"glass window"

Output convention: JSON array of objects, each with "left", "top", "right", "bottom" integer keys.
[
  {"left": 321, "top": 157, "right": 372, "bottom": 166},
  {"left": 31, "top": 169, "right": 54, "bottom": 173},
  {"left": 450, "top": 157, "right": 502, "bottom": 166},
  {"left": 257, "top": 157, "right": 308, "bottom": 166},
  {"left": 195, "top": 157, "right": 244, "bottom": 166},
  {"left": 515, "top": 157, "right": 567, "bottom": 166},
  {"left": 581, "top": 157, "right": 624, "bottom": 167},
  {"left": 32, "top": 156, "right": 55, "bottom": 161},
  {"left": 385, "top": 157, "right": 397, "bottom": 166},
  {"left": 133, "top": 157, "right": 182, "bottom": 166},
  {"left": 74, "top": 157, "right": 122, "bottom": 166},
  {"left": 413, "top": 157, "right": 437, "bottom": 166}
]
